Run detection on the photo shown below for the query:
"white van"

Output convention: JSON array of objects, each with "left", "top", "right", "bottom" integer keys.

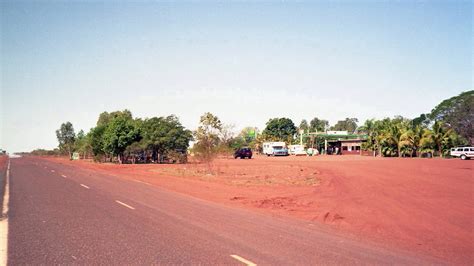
[
  {"left": 263, "top": 142, "right": 289, "bottom": 156},
  {"left": 450, "top": 147, "right": 474, "bottom": 160},
  {"left": 288, "top": 145, "right": 306, "bottom": 156}
]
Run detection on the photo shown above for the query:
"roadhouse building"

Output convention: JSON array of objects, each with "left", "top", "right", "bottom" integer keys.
[{"left": 304, "top": 131, "right": 367, "bottom": 155}]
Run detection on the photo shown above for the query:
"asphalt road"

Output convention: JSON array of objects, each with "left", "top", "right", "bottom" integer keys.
[{"left": 6, "top": 157, "right": 440, "bottom": 265}]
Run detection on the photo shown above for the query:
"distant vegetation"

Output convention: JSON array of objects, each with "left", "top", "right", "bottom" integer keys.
[
  {"left": 30, "top": 149, "right": 61, "bottom": 156},
  {"left": 192, "top": 112, "right": 223, "bottom": 164},
  {"left": 361, "top": 90, "right": 472, "bottom": 157},
  {"left": 43, "top": 90, "right": 471, "bottom": 163},
  {"left": 51, "top": 110, "right": 192, "bottom": 164},
  {"left": 261, "top": 118, "right": 297, "bottom": 143},
  {"left": 55, "top": 122, "right": 76, "bottom": 159},
  {"left": 89, "top": 110, "right": 193, "bottom": 163},
  {"left": 359, "top": 117, "right": 462, "bottom": 157}
]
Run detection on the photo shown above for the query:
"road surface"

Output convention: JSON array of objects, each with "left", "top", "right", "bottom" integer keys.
[{"left": 4, "top": 157, "right": 440, "bottom": 264}]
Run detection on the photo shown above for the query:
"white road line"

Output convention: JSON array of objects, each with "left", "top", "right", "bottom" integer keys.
[
  {"left": 115, "top": 200, "right": 135, "bottom": 210},
  {"left": 2, "top": 160, "right": 10, "bottom": 217},
  {"left": 0, "top": 159, "right": 11, "bottom": 266},
  {"left": 132, "top": 179, "right": 151, "bottom": 186},
  {"left": 61, "top": 174, "right": 67, "bottom": 178},
  {"left": 80, "top": 184, "right": 90, "bottom": 189},
  {"left": 230, "top": 255, "right": 257, "bottom": 266}
]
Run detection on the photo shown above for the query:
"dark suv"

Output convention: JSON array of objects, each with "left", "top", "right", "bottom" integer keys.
[{"left": 234, "top": 147, "right": 252, "bottom": 159}]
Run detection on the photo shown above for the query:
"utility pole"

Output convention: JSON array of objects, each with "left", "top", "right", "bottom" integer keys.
[{"left": 299, "top": 129, "right": 304, "bottom": 145}]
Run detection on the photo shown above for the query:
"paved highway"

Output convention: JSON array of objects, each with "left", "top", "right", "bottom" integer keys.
[{"left": 4, "top": 157, "right": 439, "bottom": 264}]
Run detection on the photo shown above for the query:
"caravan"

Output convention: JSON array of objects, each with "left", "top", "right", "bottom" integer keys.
[{"left": 263, "top": 142, "right": 289, "bottom": 156}]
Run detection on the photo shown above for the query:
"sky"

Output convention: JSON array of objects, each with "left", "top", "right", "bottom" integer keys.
[{"left": 1, "top": 1, "right": 472, "bottom": 152}]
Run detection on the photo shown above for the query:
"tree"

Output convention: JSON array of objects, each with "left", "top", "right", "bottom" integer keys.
[
  {"left": 89, "top": 110, "right": 136, "bottom": 162},
  {"left": 262, "top": 118, "right": 297, "bottom": 142},
  {"left": 193, "top": 112, "right": 223, "bottom": 164},
  {"left": 412, "top": 113, "right": 430, "bottom": 128},
  {"left": 359, "top": 119, "right": 379, "bottom": 156},
  {"left": 309, "top": 117, "right": 329, "bottom": 132},
  {"left": 298, "top": 119, "right": 309, "bottom": 133},
  {"left": 89, "top": 125, "right": 106, "bottom": 160},
  {"left": 419, "top": 130, "right": 434, "bottom": 154},
  {"left": 429, "top": 90, "right": 473, "bottom": 144},
  {"left": 102, "top": 114, "right": 141, "bottom": 163},
  {"left": 331, "top": 118, "right": 359, "bottom": 133},
  {"left": 87, "top": 110, "right": 194, "bottom": 164},
  {"left": 429, "top": 121, "right": 453, "bottom": 158},
  {"left": 56, "top": 122, "right": 76, "bottom": 159},
  {"left": 140, "top": 115, "right": 193, "bottom": 163},
  {"left": 405, "top": 120, "right": 456, "bottom": 158},
  {"left": 399, "top": 125, "right": 425, "bottom": 157},
  {"left": 74, "top": 130, "right": 92, "bottom": 159},
  {"left": 379, "top": 117, "right": 411, "bottom": 157},
  {"left": 219, "top": 124, "right": 236, "bottom": 149},
  {"left": 360, "top": 117, "right": 415, "bottom": 157},
  {"left": 360, "top": 110, "right": 465, "bottom": 158},
  {"left": 124, "top": 140, "right": 147, "bottom": 164},
  {"left": 97, "top": 110, "right": 133, "bottom": 127},
  {"left": 382, "top": 122, "right": 403, "bottom": 157}
]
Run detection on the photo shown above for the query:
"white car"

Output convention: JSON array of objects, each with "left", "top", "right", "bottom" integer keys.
[{"left": 450, "top": 147, "right": 474, "bottom": 160}]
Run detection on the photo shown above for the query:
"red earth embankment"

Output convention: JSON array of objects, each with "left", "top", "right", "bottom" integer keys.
[
  {"left": 0, "top": 156, "right": 7, "bottom": 171},
  {"left": 43, "top": 155, "right": 473, "bottom": 264}
]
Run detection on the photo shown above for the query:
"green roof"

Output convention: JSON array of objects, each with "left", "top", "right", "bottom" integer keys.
[{"left": 302, "top": 133, "right": 367, "bottom": 141}]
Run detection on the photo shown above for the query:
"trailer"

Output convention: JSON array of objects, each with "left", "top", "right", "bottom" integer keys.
[{"left": 263, "top": 142, "right": 289, "bottom": 156}]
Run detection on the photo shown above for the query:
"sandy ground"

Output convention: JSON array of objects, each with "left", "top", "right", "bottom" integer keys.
[{"left": 43, "top": 155, "right": 473, "bottom": 264}]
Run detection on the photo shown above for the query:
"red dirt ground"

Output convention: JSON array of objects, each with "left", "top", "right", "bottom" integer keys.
[
  {"left": 43, "top": 155, "right": 473, "bottom": 264},
  {"left": 0, "top": 156, "right": 7, "bottom": 173}
]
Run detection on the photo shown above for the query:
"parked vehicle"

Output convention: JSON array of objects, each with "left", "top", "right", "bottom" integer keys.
[
  {"left": 263, "top": 142, "right": 289, "bottom": 156},
  {"left": 234, "top": 147, "right": 252, "bottom": 159},
  {"left": 306, "top": 147, "right": 319, "bottom": 156},
  {"left": 450, "top": 147, "right": 474, "bottom": 160},
  {"left": 288, "top": 145, "right": 306, "bottom": 156}
]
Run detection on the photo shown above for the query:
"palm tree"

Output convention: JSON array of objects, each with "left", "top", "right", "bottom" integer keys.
[
  {"left": 385, "top": 122, "right": 404, "bottom": 157},
  {"left": 419, "top": 128, "right": 437, "bottom": 157},
  {"left": 375, "top": 118, "right": 393, "bottom": 157},
  {"left": 399, "top": 129, "right": 415, "bottom": 157},
  {"left": 431, "top": 121, "right": 453, "bottom": 158},
  {"left": 360, "top": 119, "right": 378, "bottom": 156},
  {"left": 411, "top": 125, "right": 425, "bottom": 157},
  {"left": 400, "top": 125, "right": 425, "bottom": 157},
  {"left": 375, "top": 117, "right": 411, "bottom": 157}
]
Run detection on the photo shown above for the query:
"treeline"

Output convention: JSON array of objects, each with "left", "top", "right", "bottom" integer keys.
[
  {"left": 259, "top": 90, "right": 472, "bottom": 157},
  {"left": 50, "top": 90, "right": 471, "bottom": 162},
  {"left": 359, "top": 117, "right": 464, "bottom": 157},
  {"left": 56, "top": 110, "right": 193, "bottom": 163},
  {"left": 30, "top": 148, "right": 61, "bottom": 156},
  {"left": 54, "top": 111, "right": 257, "bottom": 164},
  {"left": 359, "top": 90, "right": 472, "bottom": 157}
]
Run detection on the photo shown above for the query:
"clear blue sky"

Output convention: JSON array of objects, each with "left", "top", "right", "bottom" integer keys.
[{"left": 1, "top": 1, "right": 472, "bottom": 152}]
